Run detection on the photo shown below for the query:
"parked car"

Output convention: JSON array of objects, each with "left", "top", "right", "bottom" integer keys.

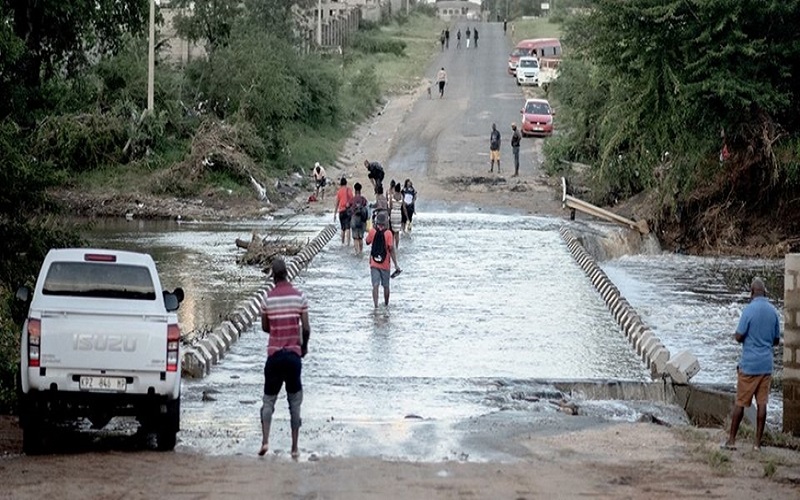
[
  {"left": 15, "top": 248, "right": 184, "bottom": 454},
  {"left": 507, "top": 38, "right": 562, "bottom": 75},
  {"left": 538, "top": 58, "right": 561, "bottom": 90},
  {"left": 520, "top": 98, "right": 555, "bottom": 137},
  {"left": 516, "top": 56, "right": 540, "bottom": 86}
]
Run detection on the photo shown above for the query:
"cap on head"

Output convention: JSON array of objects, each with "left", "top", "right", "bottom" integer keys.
[
  {"left": 272, "top": 257, "right": 288, "bottom": 282},
  {"left": 376, "top": 211, "right": 388, "bottom": 226},
  {"left": 751, "top": 277, "right": 767, "bottom": 296},
  {"left": 314, "top": 161, "right": 320, "bottom": 168},
  {"left": 511, "top": 123, "right": 517, "bottom": 129}
]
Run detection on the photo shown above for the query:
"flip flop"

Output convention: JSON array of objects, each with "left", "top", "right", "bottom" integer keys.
[
  {"left": 719, "top": 443, "right": 736, "bottom": 451},
  {"left": 391, "top": 269, "right": 403, "bottom": 279}
]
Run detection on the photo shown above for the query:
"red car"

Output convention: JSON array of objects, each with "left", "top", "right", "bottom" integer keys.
[{"left": 520, "top": 98, "right": 555, "bottom": 137}]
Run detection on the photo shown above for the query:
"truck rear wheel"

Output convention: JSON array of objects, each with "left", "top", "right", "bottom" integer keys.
[
  {"left": 156, "top": 399, "right": 180, "bottom": 451},
  {"left": 22, "top": 414, "right": 46, "bottom": 455}
]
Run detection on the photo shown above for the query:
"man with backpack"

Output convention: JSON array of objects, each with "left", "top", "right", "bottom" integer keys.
[
  {"left": 366, "top": 212, "right": 401, "bottom": 308},
  {"left": 349, "top": 182, "right": 369, "bottom": 255}
]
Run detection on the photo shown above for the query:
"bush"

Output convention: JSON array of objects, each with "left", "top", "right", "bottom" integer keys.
[{"left": 351, "top": 32, "right": 407, "bottom": 56}]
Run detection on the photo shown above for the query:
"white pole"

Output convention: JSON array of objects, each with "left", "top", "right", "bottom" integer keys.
[
  {"left": 147, "top": 0, "right": 155, "bottom": 113},
  {"left": 317, "top": 0, "right": 322, "bottom": 46}
]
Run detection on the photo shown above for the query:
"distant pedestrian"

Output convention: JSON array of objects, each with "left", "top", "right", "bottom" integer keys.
[
  {"left": 436, "top": 67, "right": 447, "bottom": 98},
  {"left": 311, "top": 162, "right": 326, "bottom": 201},
  {"left": 350, "top": 182, "right": 369, "bottom": 255},
  {"left": 445, "top": 28, "right": 450, "bottom": 49},
  {"left": 465, "top": 27, "right": 471, "bottom": 48},
  {"left": 258, "top": 257, "right": 310, "bottom": 458},
  {"left": 333, "top": 177, "right": 353, "bottom": 246},
  {"left": 389, "top": 182, "right": 406, "bottom": 250},
  {"left": 511, "top": 23, "right": 515, "bottom": 38},
  {"left": 456, "top": 29, "right": 462, "bottom": 49},
  {"left": 473, "top": 27, "right": 479, "bottom": 48},
  {"left": 366, "top": 212, "right": 401, "bottom": 308},
  {"left": 440, "top": 30, "right": 445, "bottom": 51},
  {"left": 503, "top": 19, "right": 507, "bottom": 35},
  {"left": 489, "top": 123, "right": 501, "bottom": 173},
  {"left": 723, "top": 277, "right": 781, "bottom": 452},
  {"left": 510, "top": 123, "right": 522, "bottom": 176},
  {"left": 401, "top": 179, "right": 417, "bottom": 232},
  {"left": 364, "top": 159, "right": 385, "bottom": 189}
]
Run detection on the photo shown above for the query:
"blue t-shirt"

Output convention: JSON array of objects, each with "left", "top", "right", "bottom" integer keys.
[{"left": 736, "top": 297, "right": 781, "bottom": 375}]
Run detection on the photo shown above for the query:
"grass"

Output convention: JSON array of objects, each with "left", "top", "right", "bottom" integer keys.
[
  {"left": 706, "top": 449, "right": 733, "bottom": 475},
  {"left": 371, "top": 14, "right": 441, "bottom": 93},
  {"left": 511, "top": 17, "right": 564, "bottom": 44}
]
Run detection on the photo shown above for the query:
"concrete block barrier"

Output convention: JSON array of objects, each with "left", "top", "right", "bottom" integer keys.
[
  {"left": 665, "top": 350, "right": 702, "bottom": 385},
  {"left": 180, "top": 224, "right": 337, "bottom": 378}
]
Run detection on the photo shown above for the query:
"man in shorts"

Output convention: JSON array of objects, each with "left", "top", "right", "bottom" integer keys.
[
  {"left": 365, "top": 212, "right": 401, "bottom": 308},
  {"left": 312, "top": 162, "right": 326, "bottom": 200},
  {"left": 349, "top": 182, "right": 369, "bottom": 255},
  {"left": 723, "top": 277, "right": 781, "bottom": 451},
  {"left": 489, "top": 123, "right": 501, "bottom": 173},
  {"left": 258, "top": 258, "right": 310, "bottom": 458},
  {"left": 333, "top": 177, "right": 353, "bottom": 246}
]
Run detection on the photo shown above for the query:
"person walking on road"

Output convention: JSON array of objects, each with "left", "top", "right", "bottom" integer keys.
[
  {"left": 489, "top": 123, "right": 501, "bottom": 173},
  {"left": 456, "top": 29, "right": 462, "bottom": 49},
  {"left": 401, "top": 179, "right": 417, "bottom": 232},
  {"left": 465, "top": 27, "right": 471, "bottom": 48},
  {"left": 389, "top": 182, "right": 406, "bottom": 250},
  {"left": 503, "top": 19, "right": 508, "bottom": 35},
  {"left": 333, "top": 177, "right": 353, "bottom": 246},
  {"left": 436, "top": 67, "right": 447, "bottom": 98},
  {"left": 364, "top": 159, "right": 385, "bottom": 189},
  {"left": 366, "top": 212, "right": 401, "bottom": 308},
  {"left": 258, "top": 257, "right": 310, "bottom": 458},
  {"left": 473, "top": 27, "right": 479, "bottom": 48},
  {"left": 350, "top": 182, "right": 369, "bottom": 255},
  {"left": 445, "top": 28, "right": 450, "bottom": 49},
  {"left": 510, "top": 123, "right": 522, "bottom": 176},
  {"left": 439, "top": 30, "right": 445, "bottom": 51},
  {"left": 722, "top": 277, "right": 782, "bottom": 451}
]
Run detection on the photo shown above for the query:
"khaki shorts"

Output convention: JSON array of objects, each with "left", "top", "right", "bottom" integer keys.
[
  {"left": 490, "top": 150, "right": 500, "bottom": 161},
  {"left": 735, "top": 370, "right": 771, "bottom": 408}
]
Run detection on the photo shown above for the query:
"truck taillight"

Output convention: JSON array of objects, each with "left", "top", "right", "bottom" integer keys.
[
  {"left": 27, "top": 319, "right": 41, "bottom": 368},
  {"left": 166, "top": 324, "right": 180, "bottom": 372}
]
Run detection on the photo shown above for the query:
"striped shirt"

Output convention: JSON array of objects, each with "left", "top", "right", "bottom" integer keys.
[{"left": 262, "top": 281, "right": 308, "bottom": 357}]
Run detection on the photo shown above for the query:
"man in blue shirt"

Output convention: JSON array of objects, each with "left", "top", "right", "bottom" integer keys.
[{"left": 723, "top": 277, "right": 781, "bottom": 451}]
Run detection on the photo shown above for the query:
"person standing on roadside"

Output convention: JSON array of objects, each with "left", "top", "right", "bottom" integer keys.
[
  {"left": 350, "top": 182, "right": 369, "bottom": 255},
  {"left": 333, "top": 177, "right": 353, "bottom": 246},
  {"left": 258, "top": 257, "right": 310, "bottom": 458},
  {"left": 440, "top": 30, "right": 445, "bottom": 51},
  {"left": 312, "top": 162, "right": 326, "bottom": 201},
  {"left": 456, "top": 29, "right": 462, "bottom": 49},
  {"left": 510, "top": 123, "right": 522, "bottom": 177},
  {"left": 445, "top": 28, "right": 450, "bottom": 49},
  {"left": 401, "top": 178, "right": 417, "bottom": 232},
  {"left": 489, "top": 123, "right": 501, "bottom": 173},
  {"left": 723, "top": 277, "right": 781, "bottom": 452},
  {"left": 364, "top": 159, "right": 385, "bottom": 190},
  {"left": 473, "top": 27, "right": 479, "bottom": 48},
  {"left": 436, "top": 67, "right": 447, "bottom": 98},
  {"left": 366, "top": 212, "right": 401, "bottom": 308},
  {"left": 465, "top": 27, "right": 471, "bottom": 48}
]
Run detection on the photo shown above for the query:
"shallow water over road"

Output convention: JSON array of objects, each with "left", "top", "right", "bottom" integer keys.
[{"left": 87, "top": 213, "right": 786, "bottom": 458}]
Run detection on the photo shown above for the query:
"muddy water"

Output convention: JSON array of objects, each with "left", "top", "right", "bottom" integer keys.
[{"left": 86, "top": 214, "right": 784, "bottom": 459}]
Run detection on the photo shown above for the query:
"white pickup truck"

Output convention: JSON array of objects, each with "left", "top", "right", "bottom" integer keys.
[{"left": 15, "top": 248, "right": 184, "bottom": 454}]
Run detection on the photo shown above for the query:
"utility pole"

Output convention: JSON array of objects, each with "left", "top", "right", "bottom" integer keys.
[
  {"left": 147, "top": 0, "right": 155, "bottom": 113},
  {"left": 317, "top": 0, "right": 323, "bottom": 46}
]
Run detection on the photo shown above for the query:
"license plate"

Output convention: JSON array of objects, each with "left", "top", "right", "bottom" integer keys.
[
  {"left": 534, "top": 127, "right": 543, "bottom": 131},
  {"left": 79, "top": 376, "right": 127, "bottom": 392}
]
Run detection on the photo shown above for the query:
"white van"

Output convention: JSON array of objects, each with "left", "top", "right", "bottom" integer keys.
[{"left": 516, "top": 56, "right": 540, "bottom": 86}]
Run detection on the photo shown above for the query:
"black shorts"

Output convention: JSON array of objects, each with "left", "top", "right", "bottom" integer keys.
[
  {"left": 315, "top": 177, "right": 326, "bottom": 189},
  {"left": 264, "top": 349, "right": 302, "bottom": 396},
  {"left": 339, "top": 210, "right": 351, "bottom": 230}
]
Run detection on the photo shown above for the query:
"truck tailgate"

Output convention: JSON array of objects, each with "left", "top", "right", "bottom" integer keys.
[{"left": 39, "top": 311, "right": 170, "bottom": 372}]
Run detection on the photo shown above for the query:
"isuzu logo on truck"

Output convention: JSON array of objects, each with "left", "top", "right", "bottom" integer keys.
[{"left": 73, "top": 333, "right": 137, "bottom": 352}]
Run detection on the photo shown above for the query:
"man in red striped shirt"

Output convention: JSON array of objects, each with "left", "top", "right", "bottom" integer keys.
[{"left": 258, "top": 258, "right": 310, "bottom": 458}]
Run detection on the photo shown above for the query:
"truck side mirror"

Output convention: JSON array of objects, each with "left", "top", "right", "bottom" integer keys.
[
  {"left": 163, "top": 288, "right": 184, "bottom": 312},
  {"left": 12, "top": 286, "right": 31, "bottom": 323}
]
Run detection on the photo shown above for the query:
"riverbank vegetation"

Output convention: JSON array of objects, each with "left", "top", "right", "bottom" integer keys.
[
  {"left": 0, "top": 1, "right": 437, "bottom": 412},
  {"left": 544, "top": 0, "right": 800, "bottom": 256}
]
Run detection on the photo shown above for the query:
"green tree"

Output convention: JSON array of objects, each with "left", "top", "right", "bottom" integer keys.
[{"left": 171, "top": 0, "right": 243, "bottom": 53}]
